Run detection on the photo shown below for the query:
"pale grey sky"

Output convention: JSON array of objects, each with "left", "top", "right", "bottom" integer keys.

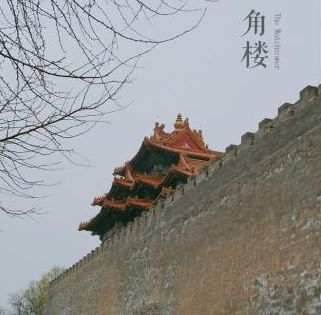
[{"left": 1, "top": 0, "right": 320, "bottom": 308}]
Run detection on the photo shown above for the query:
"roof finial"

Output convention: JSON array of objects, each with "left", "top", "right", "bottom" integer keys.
[{"left": 174, "top": 113, "right": 184, "bottom": 130}]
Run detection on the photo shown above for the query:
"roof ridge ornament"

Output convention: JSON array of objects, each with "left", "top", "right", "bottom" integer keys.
[
  {"left": 153, "top": 121, "right": 166, "bottom": 140},
  {"left": 174, "top": 113, "right": 184, "bottom": 130},
  {"left": 125, "top": 167, "right": 134, "bottom": 182}
]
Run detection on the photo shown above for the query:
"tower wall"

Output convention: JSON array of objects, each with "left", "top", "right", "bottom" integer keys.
[{"left": 46, "top": 85, "right": 321, "bottom": 314}]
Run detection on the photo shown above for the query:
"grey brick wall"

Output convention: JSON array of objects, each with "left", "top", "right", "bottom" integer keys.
[{"left": 46, "top": 85, "right": 321, "bottom": 315}]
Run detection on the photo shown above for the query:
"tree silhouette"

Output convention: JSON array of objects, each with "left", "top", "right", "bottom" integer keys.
[{"left": 7, "top": 266, "right": 64, "bottom": 315}]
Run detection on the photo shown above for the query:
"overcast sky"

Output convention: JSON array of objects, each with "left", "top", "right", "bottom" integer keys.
[{"left": 1, "top": 0, "right": 320, "bottom": 308}]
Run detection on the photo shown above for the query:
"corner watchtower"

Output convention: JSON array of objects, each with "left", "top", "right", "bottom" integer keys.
[{"left": 78, "top": 114, "right": 223, "bottom": 240}]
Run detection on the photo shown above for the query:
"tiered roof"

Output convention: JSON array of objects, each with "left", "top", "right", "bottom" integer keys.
[{"left": 79, "top": 114, "right": 223, "bottom": 239}]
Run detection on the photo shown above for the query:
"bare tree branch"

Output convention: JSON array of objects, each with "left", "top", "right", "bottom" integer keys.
[{"left": 0, "top": 0, "right": 213, "bottom": 216}]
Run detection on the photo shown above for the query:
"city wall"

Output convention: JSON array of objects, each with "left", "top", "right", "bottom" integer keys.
[{"left": 46, "top": 85, "right": 321, "bottom": 315}]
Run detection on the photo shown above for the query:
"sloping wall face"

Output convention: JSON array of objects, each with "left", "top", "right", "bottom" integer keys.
[{"left": 46, "top": 86, "right": 321, "bottom": 315}]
